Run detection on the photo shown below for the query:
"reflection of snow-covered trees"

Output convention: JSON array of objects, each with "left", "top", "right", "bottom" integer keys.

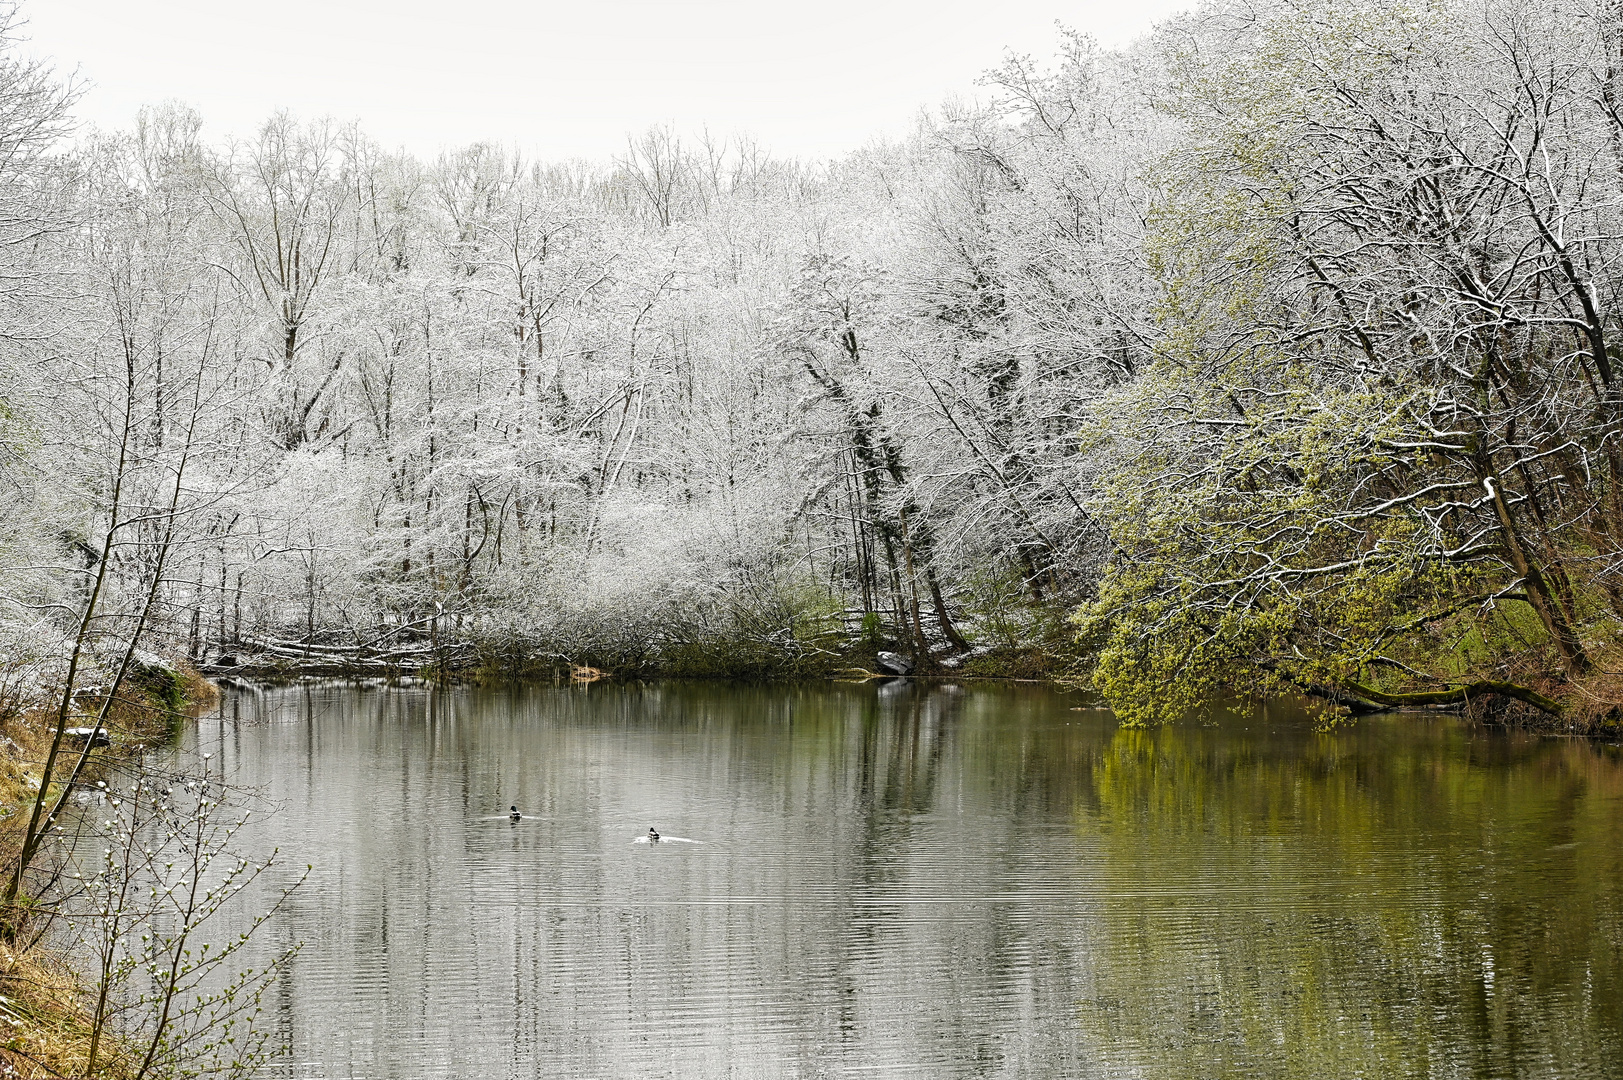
[{"left": 5, "top": 0, "right": 1623, "bottom": 717}]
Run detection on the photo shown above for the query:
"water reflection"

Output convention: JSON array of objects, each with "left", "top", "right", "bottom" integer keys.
[{"left": 192, "top": 682, "right": 1623, "bottom": 1079}]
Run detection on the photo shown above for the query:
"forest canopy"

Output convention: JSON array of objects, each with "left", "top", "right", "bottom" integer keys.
[{"left": 3, "top": 0, "right": 1622, "bottom": 726}]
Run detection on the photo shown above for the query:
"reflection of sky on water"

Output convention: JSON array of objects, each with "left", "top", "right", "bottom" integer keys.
[{"left": 189, "top": 682, "right": 1623, "bottom": 1079}]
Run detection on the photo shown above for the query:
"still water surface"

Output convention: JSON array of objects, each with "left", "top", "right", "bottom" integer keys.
[{"left": 194, "top": 681, "right": 1623, "bottom": 1079}]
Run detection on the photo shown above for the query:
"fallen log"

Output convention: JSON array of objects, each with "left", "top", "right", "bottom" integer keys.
[{"left": 1341, "top": 678, "right": 1562, "bottom": 716}]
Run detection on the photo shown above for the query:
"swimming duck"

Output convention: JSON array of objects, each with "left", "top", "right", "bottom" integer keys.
[
  {"left": 648, "top": 826, "right": 660, "bottom": 842},
  {"left": 510, "top": 805, "right": 522, "bottom": 822}
]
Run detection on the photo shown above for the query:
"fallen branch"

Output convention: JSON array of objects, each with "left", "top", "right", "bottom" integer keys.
[{"left": 1341, "top": 678, "right": 1562, "bottom": 716}]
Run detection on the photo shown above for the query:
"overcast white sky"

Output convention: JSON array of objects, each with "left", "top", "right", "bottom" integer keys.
[{"left": 23, "top": 1, "right": 1189, "bottom": 162}]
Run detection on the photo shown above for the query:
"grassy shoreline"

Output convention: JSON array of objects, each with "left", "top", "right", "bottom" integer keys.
[{"left": 0, "top": 659, "right": 217, "bottom": 1079}]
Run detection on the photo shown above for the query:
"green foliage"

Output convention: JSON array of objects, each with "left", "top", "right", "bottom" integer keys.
[
  {"left": 1073, "top": 362, "right": 1503, "bottom": 724},
  {"left": 1063, "top": 0, "right": 1622, "bottom": 721}
]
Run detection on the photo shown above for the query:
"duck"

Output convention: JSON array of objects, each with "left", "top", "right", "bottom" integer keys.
[
  {"left": 647, "top": 826, "right": 660, "bottom": 842},
  {"left": 510, "top": 805, "right": 522, "bottom": 822}
]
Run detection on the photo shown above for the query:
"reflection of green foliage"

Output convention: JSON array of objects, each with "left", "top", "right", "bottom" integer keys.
[
  {"left": 1079, "top": 719, "right": 1623, "bottom": 1078},
  {"left": 233, "top": 682, "right": 1623, "bottom": 1075},
  {"left": 642, "top": 684, "right": 1623, "bottom": 1078}
]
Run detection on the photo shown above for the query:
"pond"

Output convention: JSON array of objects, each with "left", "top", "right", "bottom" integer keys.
[{"left": 191, "top": 680, "right": 1623, "bottom": 1079}]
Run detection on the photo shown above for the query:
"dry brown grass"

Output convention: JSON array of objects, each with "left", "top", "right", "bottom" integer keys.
[
  {"left": 0, "top": 708, "right": 113, "bottom": 1079},
  {"left": 0, "top": 659, "right": 217, "bottom": 1080},
  {"left": 0, "top": 935, "right": 97, "bottom": 1079}
]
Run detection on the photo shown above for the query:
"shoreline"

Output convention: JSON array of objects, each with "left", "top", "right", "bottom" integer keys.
[
  {"left": 200, "top": 661, "right": 1620, "bottom": 741},
  {"left": 0, "top": 659, "right": 217, "bottom": 1079}
]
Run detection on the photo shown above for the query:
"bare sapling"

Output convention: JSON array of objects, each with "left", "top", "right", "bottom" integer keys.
[{"left": 65, "top": 753, "right": 304, "bottom": 1079}]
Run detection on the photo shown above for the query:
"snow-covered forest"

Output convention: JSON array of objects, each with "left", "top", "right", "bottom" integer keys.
[{"left": 5, "top": 0, "right": 1623, "bottom": 723}]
